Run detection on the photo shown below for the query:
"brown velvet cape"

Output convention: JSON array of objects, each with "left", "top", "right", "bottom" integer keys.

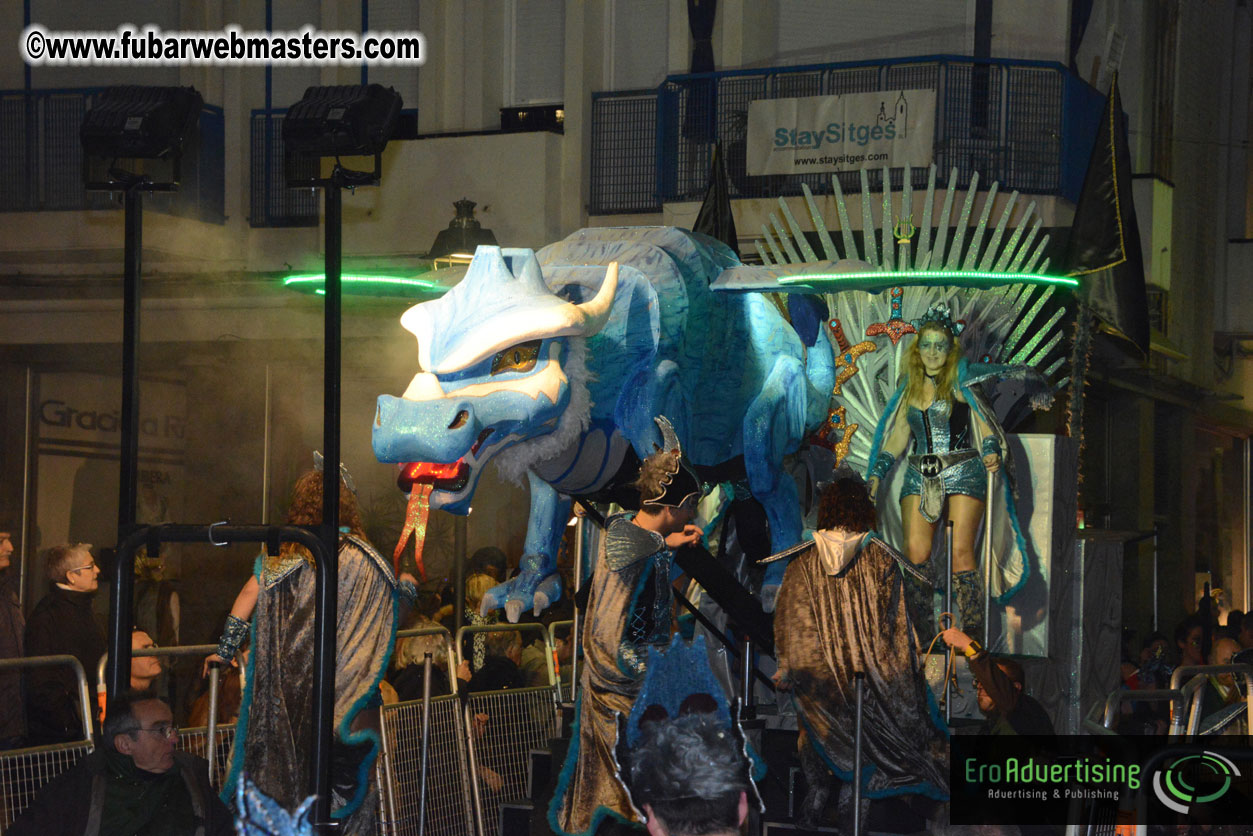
[{"left": 774, "top": 535, "right": 949, "bottom": 799}]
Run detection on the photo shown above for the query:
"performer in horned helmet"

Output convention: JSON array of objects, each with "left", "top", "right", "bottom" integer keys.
[
  {"left": 866, "top": 303, "right": 1043, "bottom": 644},
  {"left": 551, "top": 416, "right": 706, "bottom": 836}
]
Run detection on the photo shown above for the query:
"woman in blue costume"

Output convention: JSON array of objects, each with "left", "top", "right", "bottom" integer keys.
[
  {"left": 208, "top": 464, "right": 416, "bottom": 834},
  {"left": 867, "top": 304, "right": 1036, "bottom": 643}
]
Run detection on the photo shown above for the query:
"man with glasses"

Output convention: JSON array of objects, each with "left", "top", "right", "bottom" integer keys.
[
  {"left": 941, "top": 627, "right": 1055, "bottom": 735},
  {"left": 11, "top": 691, "right": 233, "bottom": 836},
  {"left": 24, "top": 543, "right": 106, "bottom": 744}
]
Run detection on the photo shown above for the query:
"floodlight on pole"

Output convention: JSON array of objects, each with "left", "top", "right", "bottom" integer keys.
[{"left": 281, "top": 82, "right": 402, "bottom": 834}]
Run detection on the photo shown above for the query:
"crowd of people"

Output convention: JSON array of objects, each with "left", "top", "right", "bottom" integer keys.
[
  {"left": 1, "top": 453, "right": 1249, "bottom": 836},
  {"left": 1117, "top": 603, "right": 1253, "bottom": 737}
]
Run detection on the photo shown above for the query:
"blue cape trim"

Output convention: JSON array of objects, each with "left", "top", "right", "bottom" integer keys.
[
  {"left": 546, "top": 689, "right": 636, "bottom": 836},
  {"left": 221, "top": 556, "right": 265, "bottom": 805},
  {"left": 329, "top": 592, "right": 397, "bottom": 820}
]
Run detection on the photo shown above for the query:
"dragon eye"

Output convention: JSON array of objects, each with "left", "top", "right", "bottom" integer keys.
[{"left": 490, "top": 340, "right": 541, "bottom": 375}]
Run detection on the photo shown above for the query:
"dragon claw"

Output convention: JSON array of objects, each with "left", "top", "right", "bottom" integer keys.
[{"left": 483, "top": 555, "right": 562, "bottom": 623}]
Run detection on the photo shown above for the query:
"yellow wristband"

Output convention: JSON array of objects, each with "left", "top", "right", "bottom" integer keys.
[{"left": 963, "top": 641, "right": 982, "bottom": 658}]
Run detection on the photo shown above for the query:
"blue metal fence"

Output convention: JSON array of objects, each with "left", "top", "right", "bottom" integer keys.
[
  {"left": 0, "top": 88, "right": 225, "bottom": 221},
  {"left": 590, "top": 55, "right": 1104, "bottom": 215},
  {"left": 249, "top": 109, "right": 319, "bottom": 228}
]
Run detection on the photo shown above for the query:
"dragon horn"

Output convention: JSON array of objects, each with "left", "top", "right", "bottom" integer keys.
[
  {"left": 568, "top": 262, "right": 619, "bottom": 336},
  {"left": 653, "top": 415, "right": 681, "bottom": 453}
]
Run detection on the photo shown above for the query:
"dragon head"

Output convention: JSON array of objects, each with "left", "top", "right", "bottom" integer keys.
[{"left": 373, "top": 246, "right": 618, "bottom": 513}]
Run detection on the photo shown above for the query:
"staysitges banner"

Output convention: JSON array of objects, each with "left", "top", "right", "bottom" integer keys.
[{"left": 745, "top": 90, "right": 936, "bottom": 175}]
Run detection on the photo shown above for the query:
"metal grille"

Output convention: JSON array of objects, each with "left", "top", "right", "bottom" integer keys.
[
  {"left": 0, "top": 95, "right": 33, "bottom": 212},
  {"left": 175, "top": 724, "right": 236, "bottom": 792},
  {"left": 378, "top": 695, "right": 473, "bottom": 836},
  {"left": 1004, "top": 66, "right": 1063, "bottom": 194},
  {"left": 590, "top": 90, "right": 659, "bottom": 215},
  {"left": 589, "top": 57, "right": 1095, "bottom": 214},
  {"left": 465, "top": 686, "right": 559, "bottom": 833},
  {"left": 0, "top": 742, "right": 94, "bottom": 833},
  {"left": 0, "top": 88, "right": 222, "bottom": 215},
  {"left": 248, "top": 110, "right": 319, "bottom": 227}
]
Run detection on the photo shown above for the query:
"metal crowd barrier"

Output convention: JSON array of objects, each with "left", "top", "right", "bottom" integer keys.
[
  {"left": 1168, "top": 663, "right": 1253, "bottom": 738},
  {"left": 1098, "top": 662, "right": 1253, "bottom": 739},
  {"left": 378, "top": 627, "right": 473, "bottom": 836},
  {"left": 379, "top": 693, "right": 473, "bottom": 836},
  {"left": 0, "top": 656, "right": 96, "bottom": 832},
  {"left": 547, "top": 619, "right": 574, "bottom": 703},
  {"left": 174, "top": 723, "right": 236, "bottom": 792},
  {"left": 456, "top": 624, "right": 560, "bottom": 836}
]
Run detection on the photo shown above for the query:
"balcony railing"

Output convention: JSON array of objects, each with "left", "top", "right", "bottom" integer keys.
[
  {"left": 590, "top": 55, "right": 1104, "bottom": 216},
  {"left": 0, "top": 88, "right": 224, "bottom": 222}
]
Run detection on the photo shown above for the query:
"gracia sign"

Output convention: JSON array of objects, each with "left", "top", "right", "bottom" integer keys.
[{"left": 745, "top": 89, "right": 936, "bottom": 175}]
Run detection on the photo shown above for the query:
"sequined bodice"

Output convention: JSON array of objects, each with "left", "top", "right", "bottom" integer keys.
[{"left": 906, "top": 398, "right": 972, "bottom": 454}]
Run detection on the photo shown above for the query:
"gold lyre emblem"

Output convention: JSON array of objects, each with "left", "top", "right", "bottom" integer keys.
[{"left": 893, "top": 215, "right": 917, "bottom": 246}]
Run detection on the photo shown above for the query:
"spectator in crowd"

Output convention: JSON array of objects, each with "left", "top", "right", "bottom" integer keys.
[
  {"left": 0, "top": 525, "right": 24, "bottom": 748},
  {"left": 130, "top": 629, "right": 163, "bottom": 692},
  {"left": 1176, "top": 617, "right": 1207, "bottom": 669},
  {"left": 468, "top": 546, "right": 508, "bottom": 581},
  {"left": 10, "top": 692, "right": 233, "bottom": 836},
  {"left": 391, "top": 585, "right": 452, "bottom": 700},
  {"left": 464, "top": 572, "right": 498, "bottom": 671},
  {"left": 942, "top": 628, "right": 1055, "bottom": 735},
  {"left": 627, "top": 713, "right": 751, "bottom": 836},
  {"left": 1207, "top": 636, "right": 1244, "bottom": 709},
  {"left": 1223, "top": 610, "right": 1244, "bottom": 642},
  {"left": 25, "top": 543, "right": 105, "bottom": 744},
  {"left": 1240, "top": 616, "right": 1253, "bottom": 651},
  {"left": 458, "top": 630, "right": 525, "bottom": 693}
]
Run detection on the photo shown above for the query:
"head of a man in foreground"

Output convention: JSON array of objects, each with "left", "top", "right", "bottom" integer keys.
[{"left": 629, "top": 712, "right": 750, "bottom": 836}]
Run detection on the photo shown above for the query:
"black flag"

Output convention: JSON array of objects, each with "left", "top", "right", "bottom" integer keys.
[
  {"left": 1064, "top": 74, "right": 1150, "bottom": 357},
  {"left": 693, "top": 142, "right": 739, "bottom": 258}
]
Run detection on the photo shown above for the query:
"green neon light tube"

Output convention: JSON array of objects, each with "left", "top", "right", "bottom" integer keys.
[
  {"left": 776, "top": 270, "right": 1079, "bottom": 288},
  {"left": 282, "top": 273, "right": 446, "bottom": 294}
]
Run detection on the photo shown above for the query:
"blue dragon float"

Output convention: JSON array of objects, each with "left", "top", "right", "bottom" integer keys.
[{"left": 373, "top": 226, "right": 835, "bottom": 619}]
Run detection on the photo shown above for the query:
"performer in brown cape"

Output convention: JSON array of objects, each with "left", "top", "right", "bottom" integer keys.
[
  {"left": 771, "top": 472, "right": 949, "bottom": 829},
  {"left": 550, "top": 417, "right": 705, "bottom": 836},
  {"left": 208, "top": 461, "right": 417, "bottom": 834}
]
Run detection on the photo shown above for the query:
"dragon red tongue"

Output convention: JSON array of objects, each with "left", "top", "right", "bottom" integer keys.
[
  {"left": 393, "top": 483, "right": 433, "bottom": 581},
  {"left": 400, "top": 460, "right": 464, "bottom": 487}
]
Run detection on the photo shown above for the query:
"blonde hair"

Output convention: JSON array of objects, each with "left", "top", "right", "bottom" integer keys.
[
  {"left": 465, "top": 573, "right": 495, "bottom": 611},
  {"left": 904, "top": 322, "right": 961, "bottom": 407}
]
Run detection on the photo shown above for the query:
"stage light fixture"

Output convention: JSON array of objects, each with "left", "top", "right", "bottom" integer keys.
[
  {"left": 428, "top": 198, "right": 497, "bottom": 259},
  {"left": 80, "top": 85, "right": 203, "bottom": 160},
  {"left": 282, "top": 84, "right": 402, "bottom": 158}
]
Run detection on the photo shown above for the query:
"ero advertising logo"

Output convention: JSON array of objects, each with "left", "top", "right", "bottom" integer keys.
[{"left": 1152, "top": 751, "right": 1241, "bottom": 816}]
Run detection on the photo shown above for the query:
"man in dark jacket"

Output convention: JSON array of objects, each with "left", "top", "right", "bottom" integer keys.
[
  {"left": 25, "top": 543, "right": 105, "bottom": 744},
  {"left": 942, "top": 627, "right": 1055, "bottom": 735},
  {"left": 11, "top": 692, "right": 234, "bottom": 836},
  {"left": 0, "top": 526, "right": 25, "bottom": 748}
]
